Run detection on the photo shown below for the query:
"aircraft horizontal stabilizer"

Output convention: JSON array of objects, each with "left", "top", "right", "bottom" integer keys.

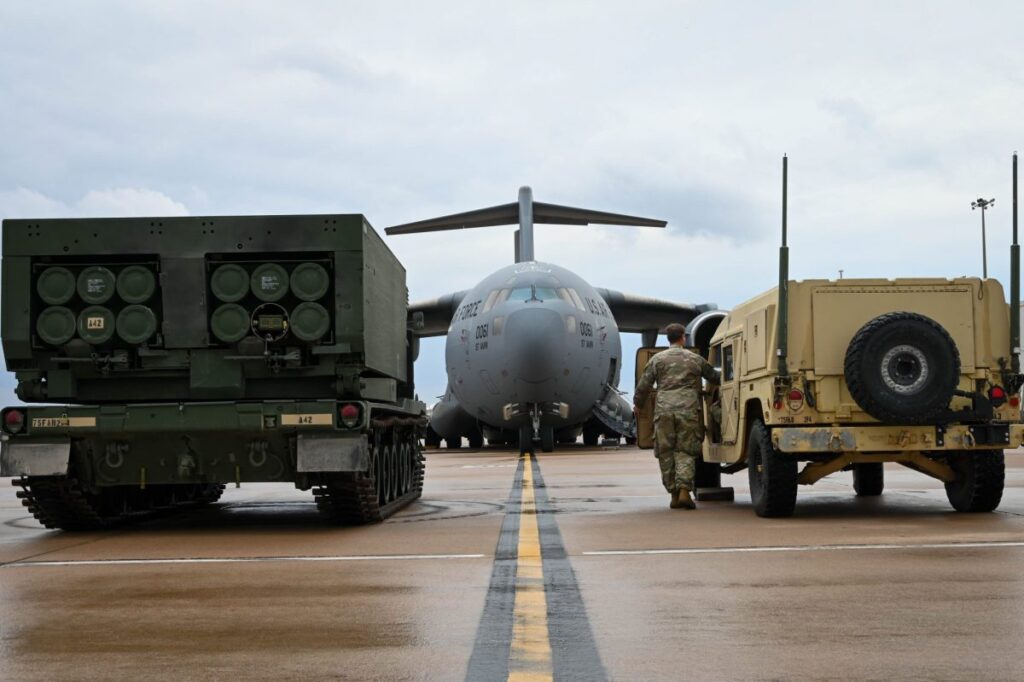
[
  {"left": 385, "top": 201, "right": 666, "bottom": 235},
  {"left": 387, "top": 187, "right": 666, "bottom": 263}
]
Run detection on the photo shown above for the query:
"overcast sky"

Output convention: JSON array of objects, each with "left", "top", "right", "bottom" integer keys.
[{"left": 2, "top": 1, "right": 1023, "bottom": 402}]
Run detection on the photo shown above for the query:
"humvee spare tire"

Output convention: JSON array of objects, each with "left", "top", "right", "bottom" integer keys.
[{"left": 844, "top": 312, "right": 960, "bottom": 424}]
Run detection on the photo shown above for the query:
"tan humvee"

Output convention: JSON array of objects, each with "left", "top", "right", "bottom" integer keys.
[
  {"left": 637, "top": 156, "right": 1024, "bottom": 517},
  {"left": 704, "top": 277, "right": 1022, "bottom": 516}
]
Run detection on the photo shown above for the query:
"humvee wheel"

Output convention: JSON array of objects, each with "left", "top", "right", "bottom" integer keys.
[
  {"left": 747, "top": 421, "right": 797, "bottom": 517},
  {"left": 852, "top": 463, "right": 884, "bottom": 496},
  {"left": 844, "top": 312, "right": 960, "bottom": 424},
  {"left": 944, "top": 450, "right": 1004, "bottom": 512}
]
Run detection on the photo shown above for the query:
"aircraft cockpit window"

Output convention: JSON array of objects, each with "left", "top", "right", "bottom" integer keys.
[
  {"left": 556, "top": 288, "right": 574, "bottom": 305},
  {"left": 507, "top": 287, "right": 535, "bottom": 302},
  {"left": 533, "top": 287, "right": 558, "bottom": 301},
  {"left": 495, "top": 288, "right": 512, "bottom": 305},
  {"left": 567, "top": 288, "right": 587, "bottom": 311},
  {"left": 482, "top": 289, "right": 501, "bottom": 313}
]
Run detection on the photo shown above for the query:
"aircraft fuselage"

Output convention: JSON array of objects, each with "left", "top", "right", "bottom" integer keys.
[{"left": 441, "top": 261, "right": 621, "bottom": 443}]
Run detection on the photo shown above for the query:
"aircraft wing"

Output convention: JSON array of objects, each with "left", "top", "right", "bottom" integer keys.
[
  {"left": 595, "top": 288, "right": 716, "bottom": 333},
  {"left": 409, "top": 289, "right": 470, "bottom": 337}
]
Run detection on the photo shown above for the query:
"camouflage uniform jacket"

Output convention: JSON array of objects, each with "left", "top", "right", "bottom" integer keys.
[{"left": 634, "top": 346, "right": 720, "bottom": 420}]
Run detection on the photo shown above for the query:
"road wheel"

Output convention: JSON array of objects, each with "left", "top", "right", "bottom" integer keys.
[
  {"left": 852, "top": 462, "right": 884, "bottom": 496},
  {"left": 944, "top": 450, "right": 1004, "bottom": 512},
  {"left": 747, "top": 421, "right": 797, "bottom": 517},
  {"left": 844, "top": 312, "right": 960, "bottom": 424}
]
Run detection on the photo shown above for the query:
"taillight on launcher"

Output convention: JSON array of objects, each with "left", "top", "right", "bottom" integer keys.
[
  {"left": 339, "top": 403, "right": 361, "bottom": 429},
  {"left": 3, "top": 409, "right": 25, "bottom": 434}
]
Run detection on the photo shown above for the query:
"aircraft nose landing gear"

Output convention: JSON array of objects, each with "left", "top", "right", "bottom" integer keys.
[{"left": 517, "top": 403, "right": 557, "bottom": 454}]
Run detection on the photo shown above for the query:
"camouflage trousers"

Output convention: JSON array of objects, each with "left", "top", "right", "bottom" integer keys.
[{"left": 654, "top": 412, "right": 704, "bottom": 494}]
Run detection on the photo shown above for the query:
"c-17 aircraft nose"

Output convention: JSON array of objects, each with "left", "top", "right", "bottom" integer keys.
[{"left": 503, "top": 306, "right": 568, "bottom": 384}]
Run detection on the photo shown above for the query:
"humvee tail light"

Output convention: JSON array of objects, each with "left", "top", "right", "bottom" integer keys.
[
  {"left": 339, "top": 403, "right": 361, "bottom": 428},
  {"left": 786, "top": 388, "right": 804, "bottom": 411},
  {"left": 3, "top": 409, "right": 25, "bottom": 434},
  {"left": 989, "top": 386, "right": 1007, "bottom": 407}
]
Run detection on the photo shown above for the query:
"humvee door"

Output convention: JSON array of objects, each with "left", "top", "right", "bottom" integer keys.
[
  {"left": 634, "top": 346, "right": 666, "bottom": 449},
  {"left": 705, "top": 335, "right": 741, "bottom": 462},
  {"left": 635, "top": 343, "right": 714, "bottom": 449}
]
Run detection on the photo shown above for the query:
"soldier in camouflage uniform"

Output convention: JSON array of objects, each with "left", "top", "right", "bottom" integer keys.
[{"left": 634, "top": 323, "right": 720, "bottom": 509}]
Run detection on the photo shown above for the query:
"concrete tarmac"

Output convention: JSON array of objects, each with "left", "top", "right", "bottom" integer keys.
[{"left": 3, "top": 446, "right": 1024, "bottom": 681}]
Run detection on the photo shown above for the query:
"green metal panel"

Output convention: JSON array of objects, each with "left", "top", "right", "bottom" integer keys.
[
  {"left": 1, "top": 214, "right": 408, "bottom": 404},
  {"left": 361, "top": 220, "right": 408, "bottom": 382},
  {"left": 189, "top": 350, "right": 245, "bottom": 398},
  {"left": 2, "top": 256, "right": 32, "bottom": 359}
]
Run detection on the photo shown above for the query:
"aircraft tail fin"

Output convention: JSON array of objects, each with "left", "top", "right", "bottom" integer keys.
[{"left": 385, "top": 187, "right": 666, "bottom": 263}]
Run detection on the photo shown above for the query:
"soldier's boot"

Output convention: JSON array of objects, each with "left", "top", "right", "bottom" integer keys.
[
  {"left": 677, "top": 487, "right": 696, "bottom": 510},
  {"left": 669, "top": 489, "right": 683, "bottom": 509}
]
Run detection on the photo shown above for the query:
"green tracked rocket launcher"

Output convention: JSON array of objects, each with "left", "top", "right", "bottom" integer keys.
[{"left": 0, "top": 214, "right": 426, "bottom": 530}]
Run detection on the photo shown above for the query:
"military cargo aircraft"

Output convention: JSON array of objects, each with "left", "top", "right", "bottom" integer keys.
[{"left": 387, "top": 188, "right": 725, "bottom": 453}]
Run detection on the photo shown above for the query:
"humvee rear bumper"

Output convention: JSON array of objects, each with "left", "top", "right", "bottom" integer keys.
[
  {"left": 0, "top": 400, "right": 393, "bottom": 481},
  {"left": 773, "top": 423, "right": 1024, "bottom": 454}
]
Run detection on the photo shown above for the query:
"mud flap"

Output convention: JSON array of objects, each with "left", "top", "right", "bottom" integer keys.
[
  {"left": 0, "top": 438, "right": 71, "bottom": 476},
  {"left": 296, "top": 434, "right": 370, "bottom": 472}
]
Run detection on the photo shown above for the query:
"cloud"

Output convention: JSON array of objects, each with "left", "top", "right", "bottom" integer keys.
[
  {"left": 2, "top": 0, "right": 1024, "bottom": 404},
  {"left": 0, "top": 187, "right": 188, "bottom": 221}
]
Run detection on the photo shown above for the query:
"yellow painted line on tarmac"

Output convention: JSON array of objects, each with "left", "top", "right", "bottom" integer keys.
[{"left": 507, "top": 453, "right": 553, "bottom": 682}]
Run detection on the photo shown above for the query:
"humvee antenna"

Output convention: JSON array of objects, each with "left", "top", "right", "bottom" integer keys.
[
  {"left": 1012, "top": 152, "right": 1020, "bottom": 374},
  {"left": 777, "top": 155, "right": 790, "bottom": 377}
]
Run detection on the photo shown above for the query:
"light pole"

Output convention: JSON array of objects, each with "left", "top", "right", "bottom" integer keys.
[{"left": 972, "top": 197, "right": 995, "bottom": 279}]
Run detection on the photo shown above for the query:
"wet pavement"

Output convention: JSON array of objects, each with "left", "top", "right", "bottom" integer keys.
[{"left": 3, "top": 446, "right": 1024, "bottom": 680}]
